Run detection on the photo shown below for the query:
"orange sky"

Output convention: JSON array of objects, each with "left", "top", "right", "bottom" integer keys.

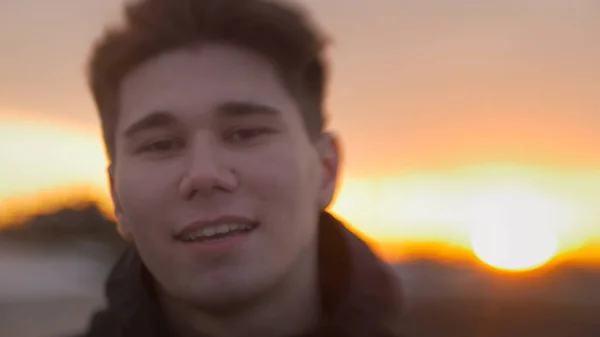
[{"left": 1, "top": 1, "right": 599, "bottom": 266}]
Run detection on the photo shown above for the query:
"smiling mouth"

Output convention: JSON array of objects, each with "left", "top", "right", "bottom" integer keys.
[{"left": 178, "top": 221, "right": 259, "bottom": 243}]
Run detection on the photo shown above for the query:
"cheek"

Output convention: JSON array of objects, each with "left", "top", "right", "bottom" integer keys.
[
  {"left": 239, "top": 144, "right": 321, "bottom": 213},
  {"left": 114, "top": 163, "right": 180, "bottom": 227}
]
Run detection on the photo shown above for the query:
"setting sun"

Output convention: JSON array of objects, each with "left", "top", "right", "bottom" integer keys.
[
  {"left": 471, "top": 221, "right": 558, "bottom": 271},
  {"left": 466, "top": 186, "right": 562, "bottom": 271}
]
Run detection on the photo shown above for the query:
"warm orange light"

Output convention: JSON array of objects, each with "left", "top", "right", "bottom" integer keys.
[
  {"left": 332, "top": 166, "right": 600, "bottom": 264},
  {"left": 0, "top": 115, "right": 112, "bottom": 227},
  {"left": 1, "top": 116, "right": 600, "bottom": 266}
]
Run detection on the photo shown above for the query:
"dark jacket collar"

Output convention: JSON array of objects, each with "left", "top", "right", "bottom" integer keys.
[{"left": 83, "top": 212, "right": 406, "bottom": 337}]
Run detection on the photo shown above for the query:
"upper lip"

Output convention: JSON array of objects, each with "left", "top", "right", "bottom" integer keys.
[{"left": 174, "top": 215, "right": 257, "bottom": 240}]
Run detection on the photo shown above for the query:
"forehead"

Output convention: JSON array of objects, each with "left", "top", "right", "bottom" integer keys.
[{"left": 117, "top": 44, "right": 299, "bottom": 132}]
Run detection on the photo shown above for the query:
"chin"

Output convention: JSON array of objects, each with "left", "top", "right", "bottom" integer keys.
[
  {"left": 184, "top": 282, "right": 266, "bottom": 311},
  {"left": 176, "top": 268, "right": 276, "bottom": 309}
]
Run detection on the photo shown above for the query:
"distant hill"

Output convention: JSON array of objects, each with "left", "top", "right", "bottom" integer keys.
[
  {"left": 393, "top": 258, "right": 600, "bottom": 306},
  {"left": 0, "top": 203, "right": 127, "bottom": 254},
  {"left": 394, "top": 259, "right": 600, "bottom": 337}
]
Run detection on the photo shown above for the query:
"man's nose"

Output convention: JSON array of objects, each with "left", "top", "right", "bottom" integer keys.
[{"left": 178, "top": 139, "right": 238, "bottom": 199}]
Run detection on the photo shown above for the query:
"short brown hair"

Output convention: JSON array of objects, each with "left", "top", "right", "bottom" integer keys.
[{"left": 87, "top": 0, "right": 329, "bottom": 163}]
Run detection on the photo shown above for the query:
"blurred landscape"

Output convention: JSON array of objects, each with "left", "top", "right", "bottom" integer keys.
[
  {"left": 1, "top": 1, "right": 599, "bottom": 336},
  {"left": 1, "top": 205, "right": 598, "bottom": 337},
  {"left": 0, "top": 204, "right": 125, "bottom": 337}
]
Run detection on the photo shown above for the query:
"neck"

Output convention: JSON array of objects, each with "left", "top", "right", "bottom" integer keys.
[{"left": 159, "top": 243, "right": 321, "bottom": 337}]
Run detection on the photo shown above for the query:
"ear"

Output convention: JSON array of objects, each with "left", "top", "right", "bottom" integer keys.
[
  {"left": 315, "top": 132, "right": 342, "bottom": 210},
  {"left": 108, "top": 164, "right": 133, "bottom": 240}
]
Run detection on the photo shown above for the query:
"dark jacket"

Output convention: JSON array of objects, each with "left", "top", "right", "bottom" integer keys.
[{"left": 78, "top": 212, "right": 407, "bottom": 337}]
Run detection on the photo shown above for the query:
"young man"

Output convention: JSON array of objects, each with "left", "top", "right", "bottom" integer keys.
[{"left": 81, "top": 0, "right": 406, "bottom": 336}]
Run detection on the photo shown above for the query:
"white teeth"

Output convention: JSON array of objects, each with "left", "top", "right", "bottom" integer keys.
[
  {"left": 183, "top": 222, "right": 252, "bottom": 241},
  {"left": 217, "top": 224, "right": 230, "bottom": 234},
  {"left": 203, "top": 226, "right": 216, "bottom": 237}
]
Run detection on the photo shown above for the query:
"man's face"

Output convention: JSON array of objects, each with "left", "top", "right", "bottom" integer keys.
[{"left": 110, "top": 44, "right": 339, "bottom": 308}]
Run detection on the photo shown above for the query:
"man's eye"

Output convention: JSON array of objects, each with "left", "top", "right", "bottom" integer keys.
[
  {"left": 228, "top": 128, "right": 274, "bottom": 143},
  {"left": 139, "top": 139, "right": 183, "bottom": 153}
]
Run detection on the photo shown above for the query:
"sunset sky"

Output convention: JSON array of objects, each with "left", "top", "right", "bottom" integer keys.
[{"left": 1, "top": 0, "right": 599, "bottom": 268}]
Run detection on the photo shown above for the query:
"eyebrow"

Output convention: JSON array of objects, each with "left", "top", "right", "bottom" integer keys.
[
  {"left": 123, "top": 111, "right": 178, "bottom": 139},
  {"left": 123, "top": 101, "right": 280, "bottom": 139}
]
